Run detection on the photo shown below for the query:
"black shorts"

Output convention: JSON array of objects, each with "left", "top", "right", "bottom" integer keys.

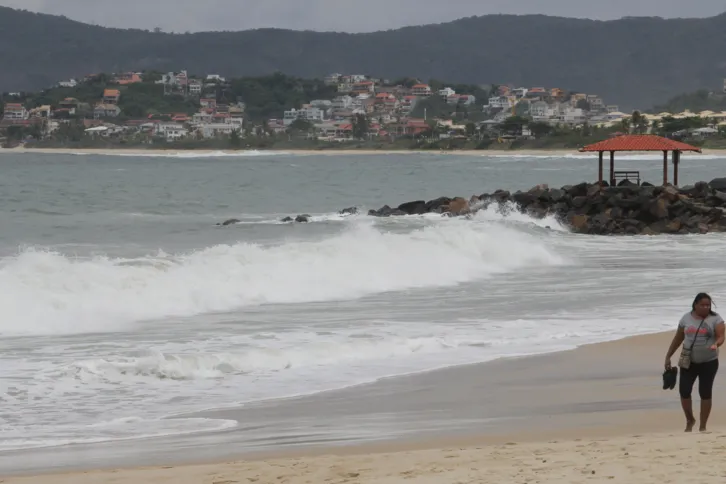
[{"left": 679, "top": 359, "right": 719, "bottom": 400}]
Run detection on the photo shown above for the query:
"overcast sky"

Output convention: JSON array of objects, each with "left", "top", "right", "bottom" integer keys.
[{"left": 0, "top": 0, "right": 724, "bottom": 32}]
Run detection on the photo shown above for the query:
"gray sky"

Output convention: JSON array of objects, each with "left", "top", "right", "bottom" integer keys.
[{"left": 1, "top": 0, "right": 724, "bottom": 32}]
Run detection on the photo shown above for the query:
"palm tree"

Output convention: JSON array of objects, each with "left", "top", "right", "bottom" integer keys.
[
  {"left": 619, "top": 117, "right": 632, "bottom": 133},
  {"left": 631, "top": 110, "right": 649, "bottom": 134}
]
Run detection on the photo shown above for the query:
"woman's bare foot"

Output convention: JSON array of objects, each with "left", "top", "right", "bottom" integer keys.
[{"left": 686, "top": 419, "right": 696, "bottom": 432}]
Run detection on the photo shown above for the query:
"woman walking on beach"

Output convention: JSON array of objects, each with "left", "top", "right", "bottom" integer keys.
[{"left": 665, "top": 293, "right": 725, "bottom": 432}]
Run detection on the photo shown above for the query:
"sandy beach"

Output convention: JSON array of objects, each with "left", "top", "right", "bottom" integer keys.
[
  {"left": 0, "top": 146, "right": 577, "bottom": 157},
  {"left": 5, "top": 146, "right": 726, "bottom": 157},
  {"left": 5, "top": 330, "right": 726, "bottom": 483}
]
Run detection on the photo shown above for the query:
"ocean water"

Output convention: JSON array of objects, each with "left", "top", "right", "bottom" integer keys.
[{"left": 1, "top": 150, "right": 726, "bottom": 457}]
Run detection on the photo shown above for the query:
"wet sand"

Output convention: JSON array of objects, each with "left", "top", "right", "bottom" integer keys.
[{"left": 5, "top": 329, "right": 726, "bottom": 482}]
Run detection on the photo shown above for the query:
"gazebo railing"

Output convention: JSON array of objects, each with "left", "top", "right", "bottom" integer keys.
[{"left": 612, "top": 170, "right": 641, "bottom": 186}]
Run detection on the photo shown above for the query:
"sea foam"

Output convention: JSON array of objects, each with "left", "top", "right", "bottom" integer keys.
[{"left": 0, "top": 219, "right": 566, "bottom": 335}]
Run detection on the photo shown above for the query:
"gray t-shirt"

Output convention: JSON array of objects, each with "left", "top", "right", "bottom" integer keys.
[{"left": 679, "top": 311, "right": 725, "bottom": 364}]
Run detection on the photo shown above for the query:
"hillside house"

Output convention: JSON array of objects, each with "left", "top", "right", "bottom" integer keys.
[
  {"left": 447, "top": 94, "right": 476, "bottom": 105},
  {"left": 188, "top": 80, "right": 203, "bottom": 96},
  {"left": 283, "top": 106, "right": 325, "bottom": 126},
  {"left": 57, "top": 79, "right": 77, "bottom": 88},
  {"left": 228, "top": 104, "right": 245, "bottom": 121},
  {"left": 58, "top": 98, "right": 81, "bottom": 113},
  {"left": 113, "top": 73, "right": 142, "bottom": 85},
  {"left": 570, "top": 93, "right": 587, "bottom": 107},
  {"left": 352, "top": 81, "right": 375, "bottom": 95},
  {"left": 157, "top": 71, "right": 189, "bottom": 94},
  {"left": 332, "top": 96, "right": 354, "bottom": 110},
  {"left": 315, "top": 122, "right": 353, "bottom": 139},
  {"left": 411, "top": 84, "right": 432, "bottom": 97},
  {"left": 200, "top": 123, "right": 237, "bottom": 138},
  {"left": 324, "top": 73, "right": 342, "bottom": 86},
  {"left": 587, "top": 95, "right": 604, "bottom": 110},
  {"left": 3, "top": 103, "right": 28, "bottom": 120},
  {"left": 487, "top": 96, "right": 514, "bottom": 110},
  {"left": 192, "top": 111, "right": 214, "bottom": 124},
  {"left": 200, "top": 98, "right": 217, "bottom": 110},
  {"left": 439, "top": 87, "right": 456, "bottom": 99},
  {"left": 155, "top": 123, "right": 188, "bottom": 141},
  {"left": 529, "top": 101, "right": 555, "bottom": 118},
  {"left": 94, "top": 104, "right": 121, "bottom": 119},
  {"left": 400, "top": 96, "right": 418, "bottom": 113},
  {"left": 103, "top": 89, "right": 121, "bottom": 105},
  {"left": 387, "top": 118, "right": 430, "bottom": 136}
]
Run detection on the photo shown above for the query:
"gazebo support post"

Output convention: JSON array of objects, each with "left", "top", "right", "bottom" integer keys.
[
  {"left": 673, "top": 150, "right": 680, "bottom": 187},
  {"left": 609, "top": 151, "right": 615, "bottom": 186},
  {"left": 662, "top": 150, "right": 668, "bottom": 186},
  {"left": 598, "top": 151, "right": 603, "bottom": 188}
]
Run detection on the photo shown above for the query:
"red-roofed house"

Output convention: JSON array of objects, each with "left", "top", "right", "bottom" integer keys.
[
  {"left": 3, "top": 103, "right": 28, "bottom": 120},
  {"left": 352, "top": 81, "right": 375, "bottom": 95},
  {"left": 411, "top": 84, "right": 432, "bottom": 97},
  {"left": 172, "top": 114, "right": 190, "bottom": 123},
  {"left": 113, "top": 73, "right": 142, "bottom": 85},
  {"left": 103, "top": 89, "right": 121, "bottom": 105}
]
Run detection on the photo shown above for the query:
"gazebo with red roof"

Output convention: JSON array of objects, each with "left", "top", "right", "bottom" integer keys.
[{"left": 579, "top": 135, "right": 701, "bottom": 187}]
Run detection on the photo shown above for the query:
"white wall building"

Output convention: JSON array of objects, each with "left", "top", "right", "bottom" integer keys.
[
  {"left": 156, "top": 123, "right": 188, "bottom": 141},
  {"left": 200, "top": 123, "right": 237, "bottom": 138},
  {"left": 439, "top": 87, "right": 456, "bottom": 99}
]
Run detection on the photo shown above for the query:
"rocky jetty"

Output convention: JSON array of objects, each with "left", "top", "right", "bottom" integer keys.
[
  {"left": 220, "top": 178, "right": 726, "bottom": 235},
  {"left": 362, "top": 177, "right": 726, "bottom": 235}
]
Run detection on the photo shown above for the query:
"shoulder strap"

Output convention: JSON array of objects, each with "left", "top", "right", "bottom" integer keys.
[{"left": 689, "top": 318, "right": 707, "bottom": 351}]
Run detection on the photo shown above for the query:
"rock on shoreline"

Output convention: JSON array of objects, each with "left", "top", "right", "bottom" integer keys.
[
  {"left": 219, "top": 178, "right": 726, "bottom": 235},
  {"left": 364, "top": 177, "right": 726, "bottom": 235}
]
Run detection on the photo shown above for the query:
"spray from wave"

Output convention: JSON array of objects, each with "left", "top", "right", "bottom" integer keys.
[{"left": 0, "top": 220, "right": 566, "bottom": 335}]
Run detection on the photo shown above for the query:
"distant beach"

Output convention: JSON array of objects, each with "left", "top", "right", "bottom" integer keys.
[
  {"left": 1, "top": 146, "right": 576, "bottom": 157},
  {"left": 4, "top": 146, "right": 726, "bottom": 158}
]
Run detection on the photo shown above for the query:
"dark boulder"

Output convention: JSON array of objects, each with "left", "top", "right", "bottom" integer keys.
[
  {"left": 295, "top": 214, "right": 311, "bottom": 223},
  {"left": 219, "top": 218, "right": 240, "bottom": 226},
  {"left": 710, "top": 178, "right": 726, "bottom": 191},
  {"left": 397, "top": 200, "right": 427, "bottom": 215},
  {"left": 424, "top": 197, "right": 452, "bottom": 213}
]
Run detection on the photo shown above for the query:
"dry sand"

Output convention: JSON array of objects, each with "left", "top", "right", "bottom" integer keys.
[
  {"left": 6, "top": 330, "right": 726, "bottom": 483},
  {"left": 8, "top": 429, "right": 726, "bottom": 484}
]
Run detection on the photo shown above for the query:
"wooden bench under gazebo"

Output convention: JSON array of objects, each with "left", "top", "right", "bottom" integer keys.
[{"left": 578, "top": 135, "right": 702, "bottom": 187}]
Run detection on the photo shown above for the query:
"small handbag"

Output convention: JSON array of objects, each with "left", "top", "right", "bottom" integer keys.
[{"left": 678, "top": 318, "right": 706, "bottom": 370}]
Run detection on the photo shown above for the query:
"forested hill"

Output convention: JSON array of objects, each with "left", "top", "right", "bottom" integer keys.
[{"left": 1, "top": 7, "right": 726, "bottom": 108}]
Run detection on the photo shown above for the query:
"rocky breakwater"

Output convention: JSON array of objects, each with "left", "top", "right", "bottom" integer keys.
[{"left": 364, "top": 177, "right": 726, "bottom": 235}]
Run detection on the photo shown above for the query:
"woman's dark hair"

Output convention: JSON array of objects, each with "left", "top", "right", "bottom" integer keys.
[{"left": 692, "top": 292, "right": 717, "bottom": 316}]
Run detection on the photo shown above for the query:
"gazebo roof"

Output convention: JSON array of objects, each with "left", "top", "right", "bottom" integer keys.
[{"left": 579, "top": 135, "right": 702, "bottom": 153}]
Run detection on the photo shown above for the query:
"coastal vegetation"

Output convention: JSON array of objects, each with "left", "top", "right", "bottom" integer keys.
[{"left": 2, "top": 5, "right": 726, "bottom": 109}]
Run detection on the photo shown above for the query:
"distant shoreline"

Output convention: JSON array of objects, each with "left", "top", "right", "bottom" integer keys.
[{"left": 4, "top": 146, "right": 726, "bottom": 157}]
